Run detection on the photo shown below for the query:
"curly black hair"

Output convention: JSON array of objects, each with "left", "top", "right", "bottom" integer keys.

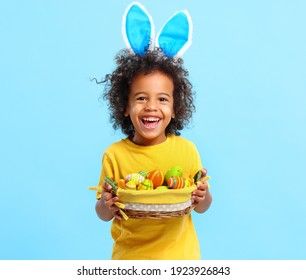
[{"left": 100, "top": 48, "right": 195, "bottom": 136}]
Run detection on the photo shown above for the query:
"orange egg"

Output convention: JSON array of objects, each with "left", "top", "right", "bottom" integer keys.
[
  {"left": 117, "top": 179, "right": 126, "bottom": 189},
  {"left": 167, "top": 176, "right": 185, "bottom": 189},
  {"left": 147, "top": 170, "right": 164, "bottom": 188}
]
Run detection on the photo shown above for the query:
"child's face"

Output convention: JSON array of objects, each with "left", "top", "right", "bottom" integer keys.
[{"left": 125, "top": 71, "right": 174, "bottom": 146}]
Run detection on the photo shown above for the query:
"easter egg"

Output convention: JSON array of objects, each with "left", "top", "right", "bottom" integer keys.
[
  {"left": 147, "top": 170, "right": 164, "bottom": 188},
  {"left": 125, "top": 173, "right": 145, "bottom": 185},
  {"left": 139, "top": 170, "right": 149, "bottom": 178},
  {"left": 183, "top": 178, "right": 193, "bottom": 188},
  {"left": 155, "top": 186, "right": 169, "bottom": 190},
  {"left": 137, "top": 179, "right": 154, "bottom": 190},
  {"left": 167, "top": 176, "right": 185, "bottom": 189},
  {"left": 117, "top": 179, "right": 126, "bottom": 189},
  {"left": 125, "top": 181, "right": 136, "bottom": 190},
  {"left": 193, "top": 169, "right": 203, "bottom": 183},
  {"left": 165, "top": 166, "right": 183, "bottom": 182}
]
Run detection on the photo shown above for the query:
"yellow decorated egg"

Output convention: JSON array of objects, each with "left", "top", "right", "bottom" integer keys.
[
  {"left": 125, "top": 173, "right": 145, "bottom": 185},
  {"left": 183, "top": 178, "right": 193, "bottom": 188},
  {"left": 125, "top": 181, "right": 137, "bottom": 190},
  {"left": 147, "top": 170, "right": 164, "bottom": 188},
  {"left": 137, "top": 179, "right": 154, "bottom": 190},
  {"left": 167, "top": 176, "right": 185, "bottom": 189}
]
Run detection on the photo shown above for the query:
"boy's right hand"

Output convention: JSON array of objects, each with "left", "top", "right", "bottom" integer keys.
[{"left": 102, "top": 182, "right": 122, "bottom": 220}]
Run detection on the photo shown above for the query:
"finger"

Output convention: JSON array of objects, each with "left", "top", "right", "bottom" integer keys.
[
  {"left": 192, "top": 188, "right": 206, "bottom": 201},
  {"left": 193, "top": 194, "right": 206, "bottom": 202},
  {"left": 113, "top": 210, "right": 122, "bottom": 220},
  {"left": 201, "top": 168, "right": 207, "bottom": 178},
  {"left": 103, "top": 182, "right": 112, "bottom": 191},
  {"left": 194, "top": 195, "right": 206, "bottom": 203},
  {"left": 197, "top": 182, "right": 208, "bottom": 191},
  {"left": 192, "top": 193, "right": 207, "bottom": 205},
  {"left": 197, "top": 189, "right": 207, "bottom": 196},
  {"left": 103, "top": 192, "right": 113, "bottom": 201},
  {"left": 104, "top": 196, "right": 119, "bottom": 207},
  {"left": 194, "top": 185, "right": 207, "bottom": 193},
  {"left": 193, "top": 190, "right": 206, "bottom": 199},
  {"left": 109, "top": 204, "right": 120, "bottom": 212}
]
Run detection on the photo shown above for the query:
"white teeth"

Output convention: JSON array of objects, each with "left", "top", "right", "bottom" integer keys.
[{"left": 143, "top": 118, "right": 160, "bottom": 122}]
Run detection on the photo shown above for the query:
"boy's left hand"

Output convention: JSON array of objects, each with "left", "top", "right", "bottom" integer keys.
[
  {"left": 192, "top": 181, "right": 209, "bottom": 205},
  {"left": 192, "top": 168, "right": 209, "bottom": 205}
]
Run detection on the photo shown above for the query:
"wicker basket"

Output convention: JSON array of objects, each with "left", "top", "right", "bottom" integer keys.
[
  {"left": 123, "top": 206, "right": 194, "bottom": 219},
  {"left": 116, "top": 186, "right": 196, "bottom": 219}
]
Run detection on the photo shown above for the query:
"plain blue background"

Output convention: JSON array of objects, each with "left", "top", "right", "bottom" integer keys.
[{"left": 1, "top": 0, "right": 305, "bottom": 260}]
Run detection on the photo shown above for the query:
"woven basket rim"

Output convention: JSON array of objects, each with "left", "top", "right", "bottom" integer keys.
[{"left": 123, "top": 205, "right": 194, "bottom": 219}]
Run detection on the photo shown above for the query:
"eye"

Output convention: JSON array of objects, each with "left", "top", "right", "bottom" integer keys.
[
  {"left": 136, "top": 96, "right": 146, "bottom": 101},
  {"left": 159, "top": 97, "right": 168, "bottom": 102}
]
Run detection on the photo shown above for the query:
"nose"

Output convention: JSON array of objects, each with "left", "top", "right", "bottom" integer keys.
[{"left": 145, "top": 100, "right": 157, "bottom": 111}]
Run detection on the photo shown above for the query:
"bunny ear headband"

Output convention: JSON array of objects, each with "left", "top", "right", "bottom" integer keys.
[{"left": 122, "top": 2, "right": 193, "bottom": 58}]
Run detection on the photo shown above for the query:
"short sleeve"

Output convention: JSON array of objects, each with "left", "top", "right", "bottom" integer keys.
[
  {"left": 189, "top": 142, "right": 203, "bottom": 180},
  {"left": 96, "top": 153, "right": 114, "bottom": 200}
]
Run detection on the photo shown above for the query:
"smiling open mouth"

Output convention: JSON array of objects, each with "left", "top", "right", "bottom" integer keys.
[{"left": 141, "top": 117, "right": 160, "bottom": 129}]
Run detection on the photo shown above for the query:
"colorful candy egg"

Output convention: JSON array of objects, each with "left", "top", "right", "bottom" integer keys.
[
  {"left": 193, "top": 169, "right": 203, "bottom": 183},
  {"left": 137, "top": 179, "right": 154, "bottom": 190},
  {"left": 125, "top": 181, "right": 136, "bottom": 190},
  {"left": 117, "top": 179, "right": 126, "bottom": 189},
  {"left": 147, "top": 170, "right": 164, "bottom": 188},
  {"left": 125, "top": 173, "right": 145, "bottom": 185},
  {"left": 139, "top": 170, "right": 149, "bottom": 178},
  {"left": 167, "top": 176, "right": 185, "bottom": 189},
  {"left": 183, "top": 178, "right": 193, "bottom": 188},
  {"left": 165, "top": 166, "right": 183, "bottom": 182},
  {"left": 155, "top": 186, "right": 169, "bottom": 190}
]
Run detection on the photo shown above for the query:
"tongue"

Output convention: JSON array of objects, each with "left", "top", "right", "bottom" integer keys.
[{"left": 143, "top": 120, "right": 159, "bottom": 129}]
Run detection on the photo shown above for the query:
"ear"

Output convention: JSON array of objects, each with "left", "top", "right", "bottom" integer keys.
[
  {"left": 122, "top": 2, "right": 155, "bottom": 55},
  {"left": 155, "top": 10, "right": 193, "bottom": 58}
]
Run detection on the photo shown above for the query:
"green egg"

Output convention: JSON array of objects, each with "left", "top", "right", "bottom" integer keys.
[
  {"left": 165, "top": 166, "right": 183, "bottom": 182},
  {"left": 155, "top": 186, "right": 169, "bottom": 190}
]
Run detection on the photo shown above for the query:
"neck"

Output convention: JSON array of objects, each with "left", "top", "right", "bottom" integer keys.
[{"left": 129, "top": 134, "right": 167, "bottom": 146}]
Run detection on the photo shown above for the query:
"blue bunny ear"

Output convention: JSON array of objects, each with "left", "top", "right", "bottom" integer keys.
[
  {"left": 122, "top": 2, "right": 155, "bottom": 55},
  {"left": 156, "top": 10, "right": 193, "bottom": 58}
]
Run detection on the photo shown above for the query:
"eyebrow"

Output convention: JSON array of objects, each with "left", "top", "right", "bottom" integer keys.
[
  {"left": 158, "top": 93, "right": 172, "bottom": 98},
  {"left": 132, "top": 92, "right": 172, "bottom": 98}
]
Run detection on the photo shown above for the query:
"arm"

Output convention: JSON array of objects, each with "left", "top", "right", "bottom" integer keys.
[{"left": 95, "top": 152, "right": 123, "bottom": 221}]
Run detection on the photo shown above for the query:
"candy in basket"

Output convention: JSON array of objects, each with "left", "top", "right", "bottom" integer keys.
[{"left": 88, "top": 166, "right": 210, "bottom": 220}]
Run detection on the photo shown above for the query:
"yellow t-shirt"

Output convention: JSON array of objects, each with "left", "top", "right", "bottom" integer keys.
[{"left": 97, "top": 135, "right": 202, "bottom": 260}]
